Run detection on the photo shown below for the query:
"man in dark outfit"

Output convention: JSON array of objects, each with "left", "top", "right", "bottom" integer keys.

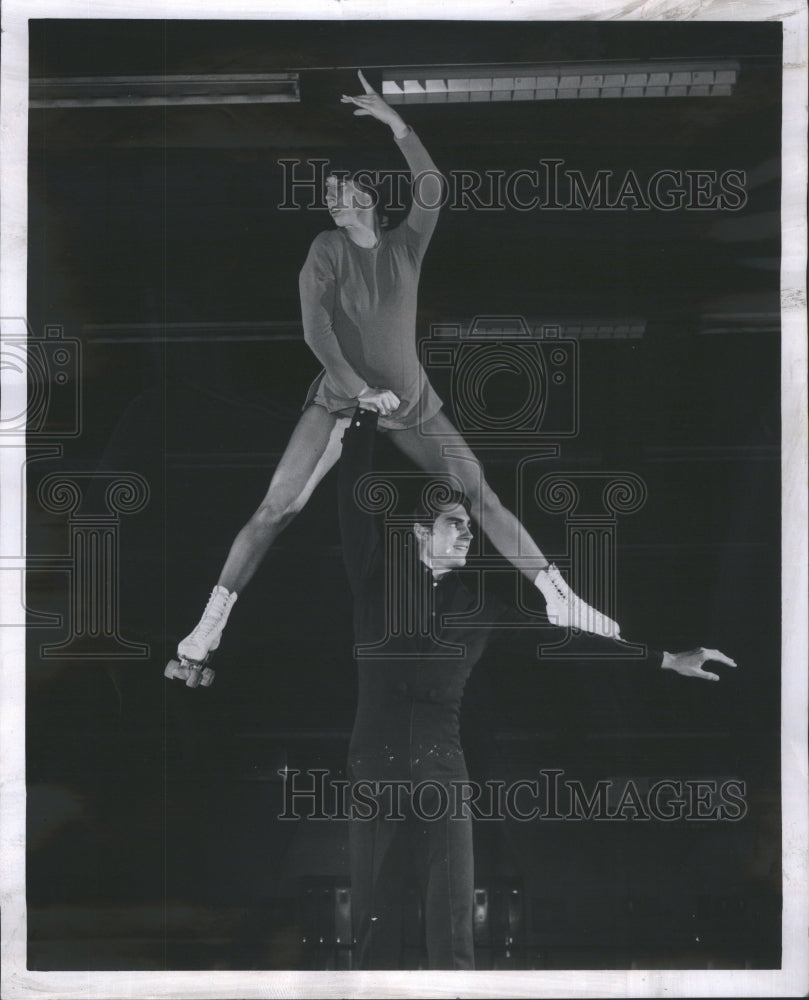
[{"left": 338, "top": 405, "right": 736, "bottom": 971}]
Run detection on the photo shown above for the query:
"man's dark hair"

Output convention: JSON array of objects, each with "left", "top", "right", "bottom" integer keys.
[{"left": 412, "top": 485, "right": 472, "bottom": 527}]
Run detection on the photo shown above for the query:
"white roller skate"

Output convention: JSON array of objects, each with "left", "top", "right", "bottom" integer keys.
[
  {"left": 165, "top": 585, "right": 238, "bottom": 688},
  {"left": 536, "top": 564, "right": 622, "bottom": 638}
]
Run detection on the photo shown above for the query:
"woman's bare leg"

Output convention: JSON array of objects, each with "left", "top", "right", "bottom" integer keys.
[
  {"left": 387, "top": 410, "right": 549, "bottom": 582},
  {"left": 175, "top": 406, "right": 349, "bottom": 664},
  {"left": 217, "top": 406, "right": 349, "bottom": 593}
]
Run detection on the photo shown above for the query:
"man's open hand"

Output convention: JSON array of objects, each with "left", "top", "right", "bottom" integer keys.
[{"left": 661, "top": 647, "right": 738, "bottom": 681}]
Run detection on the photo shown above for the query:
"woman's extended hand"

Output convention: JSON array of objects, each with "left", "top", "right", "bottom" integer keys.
[
  {"left": 357, "top": 385, "right": 401, "bottom": 417},
  {"left": 341, "top": 70, "right": 407, "bottom": 136}
]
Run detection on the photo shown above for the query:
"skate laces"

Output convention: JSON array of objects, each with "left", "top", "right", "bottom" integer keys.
[
  {"left": 192, "top": 587, "right": 234, "bottom": 639},
  {"left": 550, "top": 566, "right": 566, "bottom": 599},
  {"left": 539, "top": 564, "right": 619, "bottom": 635},
  {"left": 543, "top": 564, "right": 568, "bottom": 601}
]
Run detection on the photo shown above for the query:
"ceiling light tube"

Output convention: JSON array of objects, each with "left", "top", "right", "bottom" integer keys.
[
  {"left": 382, "top": 60, "right": 740, "bottom": 103},
  {"left": 30, "top": 73, "right": 300, "bottom": 108}
]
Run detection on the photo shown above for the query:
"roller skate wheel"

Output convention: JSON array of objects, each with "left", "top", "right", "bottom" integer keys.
[
  {"left": 165, "top": 659, "right": 183, "bottom": 680},
  {"left": 185, "top": 663, "right": 203, "bottom": 688}
]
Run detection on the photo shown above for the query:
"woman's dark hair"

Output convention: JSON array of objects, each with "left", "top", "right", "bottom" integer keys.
[
  {"left": 345, "top": 174, "right": 393, "bottom": 229},
  {"left": 326, "top": 164, "right": 394, "bottom": 229}
]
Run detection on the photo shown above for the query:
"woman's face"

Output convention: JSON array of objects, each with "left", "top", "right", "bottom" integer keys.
[{"left": 325, "top": 174, "right": 374, "bottom": 226}]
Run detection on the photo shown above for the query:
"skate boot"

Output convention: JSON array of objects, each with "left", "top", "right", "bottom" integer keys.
[
  {"left": 165, "top": 585, "right": 238, "bottom": 688},
  {"left": 536, "top": 564, "right": 622, "bottom": 638}
]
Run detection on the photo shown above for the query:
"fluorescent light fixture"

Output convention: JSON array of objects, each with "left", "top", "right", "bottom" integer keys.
[
  {"left": 81, "top": 317, "right": 645, "bottom": 343},
  {"left": 432, "top": 318, "right": 646, "bottom": 340},
  {"left": 556, "top": 319, "right": 646, "bottom": 340},
  {"left": 30, "top": 73, "right": 300, "bottom": 108},
  {"left": 382, "top": 61, "right": 739, "bottom": 103},
  {"left": 81, "top": 321, "right": 304, "bottom": 343},
  {"left": 699, "top": 312, "right": 780, "bottom": 335}
]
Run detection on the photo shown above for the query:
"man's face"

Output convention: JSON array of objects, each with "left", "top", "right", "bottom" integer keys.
[
  {"left": 418, "top": 504, "right": 473, "bottom": 571},
  {"left": 325, "top": 174, "right": 374, "bottom": 226}
]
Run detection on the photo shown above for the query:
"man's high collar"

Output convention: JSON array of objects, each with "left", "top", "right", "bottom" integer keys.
[{"left": 419, "top": 558, "right": 455, "bottom": 587}]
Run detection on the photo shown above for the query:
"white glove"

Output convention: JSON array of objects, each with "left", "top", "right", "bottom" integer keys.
[{"left": 535, "top": 564, "right": 622, "bottom": 638}]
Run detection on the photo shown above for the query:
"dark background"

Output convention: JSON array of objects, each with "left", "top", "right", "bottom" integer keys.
[{"left": 26, "top": 19, "right": 781, "bottom": 971}]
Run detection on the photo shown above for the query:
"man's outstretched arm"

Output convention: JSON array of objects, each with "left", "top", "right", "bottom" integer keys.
[
  {"left": 496, "top": 599, "right": 737, "bottom": 681},
  {"left": 538, "top": 628, "right": 737, "bottom": 682}
]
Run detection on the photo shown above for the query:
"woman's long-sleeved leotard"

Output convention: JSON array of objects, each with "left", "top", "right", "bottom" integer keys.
[{"left": 299, "top": 127, "right": 443, "bottom": 430}]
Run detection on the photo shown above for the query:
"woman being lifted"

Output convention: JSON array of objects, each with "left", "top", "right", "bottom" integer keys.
[{"left": 171, "top": 71, "right": 616, "bottom": 680}]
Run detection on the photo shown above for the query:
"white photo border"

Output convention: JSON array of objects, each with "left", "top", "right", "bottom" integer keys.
[{"left": 1, "top": 1, "right": 806, "bottom": 997}]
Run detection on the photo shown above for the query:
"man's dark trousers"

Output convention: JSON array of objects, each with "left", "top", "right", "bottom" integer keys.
[{"left": 348, "top": 761, "right": 475, "bottom": 970}]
